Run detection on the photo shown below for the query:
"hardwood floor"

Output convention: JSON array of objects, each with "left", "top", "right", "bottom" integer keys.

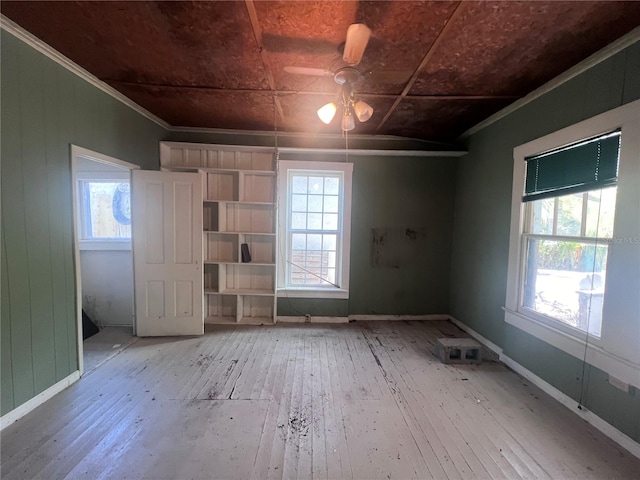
[{"left": 2, "top": 321, "right": 638, "bottom": 479}]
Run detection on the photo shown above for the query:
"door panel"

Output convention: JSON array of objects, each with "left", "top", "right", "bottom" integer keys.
[{"left": 133, "top": 170, "right": 203, "bottom": 336}]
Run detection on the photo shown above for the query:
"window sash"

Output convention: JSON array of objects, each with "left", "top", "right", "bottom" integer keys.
[{"left": 286, "top": 171, "right": 343, "bottom": 288}]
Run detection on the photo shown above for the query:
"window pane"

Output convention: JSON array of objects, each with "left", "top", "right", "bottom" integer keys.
[
  {"left": 292, "top": 176, "right": 308, "bottom": 193},
  {"left": 307, "top": 234, "right": 322, "bottom": 250},
  {"left": 291, "top": 194, "right": 307, "bottom": 212},
  {"left": 322, "top": 234, "right": 336, "bottom": 251},
  {"left": 523, "top": 238, "right": 607, "bottom": 336},
  {"left": 308, "top": 195, "right": 323, "bottom": 212},
  {"left": 291, "top": 233, "right": 306, "bottom": 250},
  {"left": 323, "top": 213, "right": 338, "bottom": 230},
  {"left": 324, "top": 177, "right": 339, "bottom": 195},
  {"left": 556, "top": 193, "right": 583, "bottom": 236},
  {"left": 83, "top": 181, "right": 131, "bottom": 239},
  {"left": 291, "top": 213, "right": 307, "bottom": 229},
  {"left": 324, "top": 195, "right": 339, "bottom": 213},
  {"left": 586, "top": 187, "right": 616, "bottom": 238},
  {"left": 307, "top": 213, "right": 322, "bottom": 230},
  {"left": 531, "top": 197, "right": 554, "bottom": 234},
  {"left": 308, "top": 177, "right": 324, "bottom": 194}
]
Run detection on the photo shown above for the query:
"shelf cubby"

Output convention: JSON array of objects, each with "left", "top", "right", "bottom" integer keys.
[
  {"left": 204, "top": 294, "right": 238, "bottom": 324},
  {"left": 238, "top": 295, "right": 275, "bottom": 324},
  {"left": 204, "top": 233, "right": 238, "bottom": 263},
  {"left": 161, "top": 141, "right": 278, "bottom": 325}
]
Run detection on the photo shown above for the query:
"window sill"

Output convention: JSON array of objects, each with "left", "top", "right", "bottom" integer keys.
[
  {"left": 79, "top": 241, "right": 132, "bottom": 251},
  {"left": 277, "top": 287, "right": 349, "bottom": 300},
  {"left": 503, "top": 307, "right": 640, "bottom": 389}
]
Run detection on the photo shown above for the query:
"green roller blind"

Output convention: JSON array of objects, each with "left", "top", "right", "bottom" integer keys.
[{"left": 523, "top": 130, "right": 620, "bottom": 202}]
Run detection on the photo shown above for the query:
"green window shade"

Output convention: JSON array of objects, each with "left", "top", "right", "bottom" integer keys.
[{"left": 523, "top": 130, "right": 620, "bottom": 202}]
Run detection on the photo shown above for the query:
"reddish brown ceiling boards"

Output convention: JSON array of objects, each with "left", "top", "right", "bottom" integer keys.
[
  {"left": 3, "top": 1, "right": 639, "bottom": 142},
  {"left": 409, "top": 1, "right": 640, "bottom": 97},
  {"left": 384, "top": 97, "right": 515, "bottom": 141},
  {"left": 2, "top": 1, "right": 270, "bottom": 89},
  {"left": 111, "top": 82, "right": 276, "bottom": 131}
]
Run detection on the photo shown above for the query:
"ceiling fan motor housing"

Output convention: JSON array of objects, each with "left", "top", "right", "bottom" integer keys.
[{"left": 334, "top": 67, "right": 361, "bottom": 85}]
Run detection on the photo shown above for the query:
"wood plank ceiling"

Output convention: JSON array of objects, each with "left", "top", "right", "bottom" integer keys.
[{"left": 2, "top": 1, "right": 640, "bottom": 142}]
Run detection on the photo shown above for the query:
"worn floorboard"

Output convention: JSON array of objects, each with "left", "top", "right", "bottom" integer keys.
[{"left": 2, "top": 321, "right": 638, "bottom": 479}]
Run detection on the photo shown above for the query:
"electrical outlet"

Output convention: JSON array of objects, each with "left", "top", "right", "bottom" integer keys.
[{"left": 305, "top": 314, "right": 311, "bottom": 323}]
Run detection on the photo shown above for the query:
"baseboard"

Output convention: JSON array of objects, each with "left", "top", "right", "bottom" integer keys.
[
  {"left": 499, "top": 353, "right": 640, "bottom": 459},
  {"left": 349, "top": 314, "right": 450, "bottom": 321},
  {"left": 448, "top": 316, "right": 640, "bottom": 460},
  {"left": 0, "top": 370, "right": 80, "bottom": 431},
  {"left": 448, "top": 316, "right": 503, "bottom": 356},
  {"left": 277, "top": 316, "right": 349, "bottom": 323}
]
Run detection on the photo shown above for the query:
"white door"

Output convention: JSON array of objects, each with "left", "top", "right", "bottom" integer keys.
[{"left": 132, "top": 170, "right": 203, "bottom": 336}]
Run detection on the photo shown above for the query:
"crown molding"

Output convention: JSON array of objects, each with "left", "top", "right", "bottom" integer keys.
[
  {"left": 459, "top": 26, "right": 640, "bottom": 140},
  {"left": 1, "top": 15, "right": 170, "bottom": 130},
  {"left": 168, "top": 124, "right": 454, "bottom": 145}
]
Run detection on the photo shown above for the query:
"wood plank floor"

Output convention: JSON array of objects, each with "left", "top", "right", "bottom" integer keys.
[{"left": 2, "top": 321, "right": 638, "bottom": 479}]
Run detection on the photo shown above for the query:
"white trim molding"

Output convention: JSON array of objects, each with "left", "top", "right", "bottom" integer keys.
[
  {"left": 460, "top": 26, "right": 640, "bottom": 140},
  {"left": 349, "top": 314, "right": 450, "bottom": 321},
  {"left": 277, "top": 316, "right": 349, "bottom": 323},
  {"left": 448, "top": 316, "right": 640, "bottom": 460},
  {"left": 0, "top": 371, "right": 80, "bottom": 431},
  {"left": 1, "top": 15, "right": 169, "bottom": 129},
  {"left": 504, "top": 100, "right": 640, "bottom": 389},
  {"left": 71, "top": 145, "right": 141, "bottom": 367},
  {"left": 500, "top": 354, "right": 640, "bottom": 460},
  {"left": 448, "top": 316, "right": 503, "bottom": 356}
]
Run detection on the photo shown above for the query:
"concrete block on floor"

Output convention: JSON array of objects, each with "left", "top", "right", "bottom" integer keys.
[{"left": 437, "top": 337, "right": 482, "bottom": 364}]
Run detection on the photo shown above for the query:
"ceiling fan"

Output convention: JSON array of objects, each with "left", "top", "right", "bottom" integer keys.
[{"left": 284, "top": 23, "right": 407, "bottom": 132}]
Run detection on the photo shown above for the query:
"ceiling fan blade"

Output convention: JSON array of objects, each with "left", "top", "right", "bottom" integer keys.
[
  {"left": 284, "top": 66, "right": 334, "bottom": 77},
  {"left": 343, "top": 23, "right": 371, "bottom": 65},
  {"left": 366, "top": 69, "right": 414, "bottom": 85}
]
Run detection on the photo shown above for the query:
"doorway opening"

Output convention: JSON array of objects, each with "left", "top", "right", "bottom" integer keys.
[{"left": 71, "top": 146, "right": 140, "bottom": 375}]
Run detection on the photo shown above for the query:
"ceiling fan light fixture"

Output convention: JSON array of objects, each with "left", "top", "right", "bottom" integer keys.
[
  {"left": 353, "top": 100, "right": 373, "bottom": 123},
  {"left": 317, "top": 102, "right": 337, "bottom": 124},
  {"left": 341, "top": 110, "right": 355, "bottom": 132}
]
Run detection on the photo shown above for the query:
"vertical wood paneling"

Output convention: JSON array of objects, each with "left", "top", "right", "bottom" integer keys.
[
  {"left": 1, "top": 30, "right": 166, "bottom": 416},
  {"left": 1, "top": 229, "right": 15, "bottom": 411},
  {"left": 19, "top": 37, "right": 58, "bottom": 395},
  {"left": 449, "top": 43, "right": 640, "bottom": 443},
  {"left": 43, "top": 56, "right": 71, "bottom": 381},
  {"left": 2, "top": 33, "right": 35, "bottom": 408},
  {"left": 56, "top": 67, "right": 79, "bottom": 376}
]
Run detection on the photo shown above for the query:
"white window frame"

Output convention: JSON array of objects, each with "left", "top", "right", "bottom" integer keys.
[
  {"left": 277, "top": 160, "right": 353, "bottom": 299},
  {"left": 504, "top": 100, "right": 640, "bottom": 388},
  {"left": 76, "top": 171, "right": 132, "bottom": 251}
]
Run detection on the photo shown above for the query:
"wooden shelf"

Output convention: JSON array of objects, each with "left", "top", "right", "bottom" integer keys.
[
  {"left": 204, "top": 316, "right": 237, "bottom": 325},
  {"left": 203, "top": 200, "right": 274, "bottom": 206},
  {"left": 238, "top": 317, "right": 275, "bottom": 325},
  {"left": 204, "top": 261, "right": 275, "bottom": 266},
  {"left": 220, "top": 289, "right": 275, "bottom": 296},
  {"left": 161, "top": 142, "right": 277, "bottom": 325}
]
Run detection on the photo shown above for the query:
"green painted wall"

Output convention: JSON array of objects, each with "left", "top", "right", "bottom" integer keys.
[
  {"left": 277, "top": 154, "right": 457, "bottom": 316},
  {"left": 1, "top": 31, "right": 167, "bottom": 415},
  {"left": 166, "top": 133, "right": 459, "bottom": 317},
  {"left": 449, "top": 41, "right": 640, "bottom": 442}
]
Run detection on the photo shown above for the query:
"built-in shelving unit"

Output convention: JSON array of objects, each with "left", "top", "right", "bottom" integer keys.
[{"left": 160, "top": 142, "right": 277, "bottom": 325}]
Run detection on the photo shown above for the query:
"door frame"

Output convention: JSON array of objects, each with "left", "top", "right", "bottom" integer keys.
[{"left": 71, "top": 145, "right": 140, "bottom": 375}]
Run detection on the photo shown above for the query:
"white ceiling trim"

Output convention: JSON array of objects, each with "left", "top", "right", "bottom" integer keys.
[
  {"left": 1, "top": 14, "right": 170, "bottom": 130},
  {"left": 459, "top": 26, "right": 640, "bottom": 140}
]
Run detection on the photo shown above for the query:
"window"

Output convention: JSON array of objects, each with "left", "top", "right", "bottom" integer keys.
[
  {"left": 277, "top": 161, "right": 353, "bottom": 299},
  {"left": 504, "top": 100, "right": 639, "bottom": 388},
  {"left": 76, "top": 171, "right": 132, "bottom": 250},
  {"left": 523, "top": 187, "right": 617, "bottom": 337},
  {"left": 521, "top": 131, "right": 620, "bottom": 337}
]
